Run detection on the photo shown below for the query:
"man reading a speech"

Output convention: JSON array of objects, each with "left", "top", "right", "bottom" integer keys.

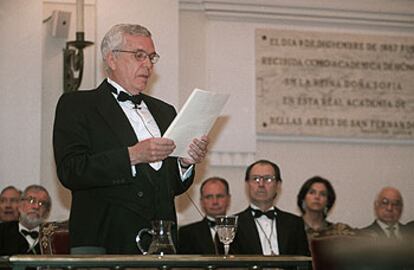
[{"left": 53, "top": 24, "right": 208, "bottom": 254}]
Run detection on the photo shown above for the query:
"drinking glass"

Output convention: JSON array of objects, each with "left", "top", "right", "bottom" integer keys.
[{"left": 215, "top": 215, "right": 238, "bottom": 256}]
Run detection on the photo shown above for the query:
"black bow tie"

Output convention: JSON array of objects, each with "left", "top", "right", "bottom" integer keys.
[
  {"left": 117, "top": 91, "right": 143, "bottom": 106},
  {"left": 251, "top": 208, "right": 276, "bottom": 219},
  {"left": 21, "top": 229, "right": 39, "bottom": 239},
  {"left": 207, "top": 219, "right": 217, "bottom": 228}
]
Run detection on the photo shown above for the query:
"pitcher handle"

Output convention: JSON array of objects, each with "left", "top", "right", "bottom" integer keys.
[{"left": 136, "top": 228, "right": 152, "bottom": 255}]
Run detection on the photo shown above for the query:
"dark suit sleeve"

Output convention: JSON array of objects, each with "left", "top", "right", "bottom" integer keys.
[
  {"left": 295, "top": 217, "right": 311, "bottom": 256},
  {"left": 53, "top": 93, "right": 134, "bottom": 191},
  {"left": 0, "top": 222, "right": 32, "bottom": 255}
]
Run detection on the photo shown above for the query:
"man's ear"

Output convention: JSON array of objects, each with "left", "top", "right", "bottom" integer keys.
[{"left": 106, "top": 52, "right": 117, "bottom": 71}]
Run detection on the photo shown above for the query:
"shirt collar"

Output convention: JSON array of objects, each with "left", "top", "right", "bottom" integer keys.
[
  {"left": 107, "top": 78, "right": 148, "bottom": 109},
  {"left": 249, "top": 203, "right": 276, "bottom": 212},
  {"left": 18, "top": 223, "right": 39, "bottom": 233},
  {"left": 107, "top": 78, "right": 127, "bottom": 95},
  {"left": 376, "top": 219, "right": 399, "bottom": 231}
]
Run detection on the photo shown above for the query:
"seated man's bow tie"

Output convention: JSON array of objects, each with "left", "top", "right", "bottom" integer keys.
[
  {"left": 117, "top": 91, "right": 143, "bottom": 106},
  {"left": 207, "top": 219, "right": 217, "bottom": 228},
  {"left": 251, "top": 208, "right": 276, "bottom": 219},
  {"left": 21, "top": 229, "right": 39, "bottom": 239}
]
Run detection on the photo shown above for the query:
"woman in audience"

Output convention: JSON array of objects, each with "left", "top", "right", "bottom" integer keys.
[{"left": 297, "top": 176, "right": 355, "bottom": 240}]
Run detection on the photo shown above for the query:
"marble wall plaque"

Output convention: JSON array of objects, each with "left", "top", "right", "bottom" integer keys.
[{"left": 256, "top": 29, "right": 414, "bottom": 140}]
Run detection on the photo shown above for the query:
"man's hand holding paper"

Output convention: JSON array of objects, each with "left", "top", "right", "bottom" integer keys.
[{"left": 179, "top": 135, "right": 209, "bottom": 167}]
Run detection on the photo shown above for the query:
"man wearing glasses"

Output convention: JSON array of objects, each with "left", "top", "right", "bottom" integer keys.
[
  {"left": 0, "top": 185, "right": 51, "bottom": 255},
  {"left": 361, "top": 186, "right": 409, "bottom": 239},
  {"left": 178, "top": 177, "right": 231, "bottom": 254},
  {"left": 230, "top": 160, "right": 309, "bottom": 255},
  {"left": 53, "top": 24, "right": 208, "bottom": 254}
]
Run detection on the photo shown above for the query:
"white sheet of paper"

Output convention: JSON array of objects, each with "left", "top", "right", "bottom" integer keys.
[{"left": 163, "top": 88, "right": 230, "bottom": 158}]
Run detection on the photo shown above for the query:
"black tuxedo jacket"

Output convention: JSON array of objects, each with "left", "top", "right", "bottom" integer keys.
[
  {"left": 53, "top": 80, "right": 194, "bottom": 254},
  {"left": 178, "top": 217, "right": 224, "bottom": 254},
  {"left": 230, "top": 207, "right": 310, "bottom": 256},
  {"left": 0, "top": 221, "right": 40, "bottom": 255}
]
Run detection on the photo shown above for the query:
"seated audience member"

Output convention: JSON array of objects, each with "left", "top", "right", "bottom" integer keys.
[
  {"left": 178, "top": 177, "right": 231, "bottom": 254},
  {"left": 0, "top": 184, "right": 51, "bottom": 255},
  {"left": 231, "top": 160, "right": 309, "bottom": 256},
  {"left": 297, "top": 176, "right": 354, "bottom": 240},
  {"left": 360, "top": 186, "right": 409, "bottom": 240},
  {"left": 0, "top": 186, "right": 21, "bottom": 222}
]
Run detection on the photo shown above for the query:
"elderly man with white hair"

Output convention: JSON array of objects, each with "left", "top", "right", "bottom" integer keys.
[{"left": 360, "top": 186, "right": 409, "bottom": 240}]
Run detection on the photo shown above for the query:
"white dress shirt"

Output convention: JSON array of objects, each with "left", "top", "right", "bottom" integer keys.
[
  {"left": 376, "top": 219, "right": 401, "bottom": 239},
  {"left": 250, "top": 204, "right": 280, "bottom": 255}
]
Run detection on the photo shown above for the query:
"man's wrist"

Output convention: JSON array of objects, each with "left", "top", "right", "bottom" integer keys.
[{"left": 179, "top": 158, "right": 191, "bottom": 168}]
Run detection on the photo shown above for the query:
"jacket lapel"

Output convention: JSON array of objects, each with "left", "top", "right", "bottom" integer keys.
[
  {"left": 275, "top": 208, "right": 288, "bottom": 254},
  {"left": 243, "top": 208, "right": 264, "bottom": 254},
  {"left": 95, "top": 81, "right": 138, "bottom": 147},
  {"left": 372, "top": 222, "right": 388, "bottom": 237},
  {"left": 201, "top": 218, "right": 217, "bottom": 254}
]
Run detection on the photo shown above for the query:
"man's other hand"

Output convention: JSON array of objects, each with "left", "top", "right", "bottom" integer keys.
[{"left": 128, "top": 138, "right": 176, "bottom": 165}]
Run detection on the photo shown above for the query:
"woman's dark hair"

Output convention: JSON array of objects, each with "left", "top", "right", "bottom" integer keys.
[{"left": 297, "top": 176, "right": 336, "bottom": 215}]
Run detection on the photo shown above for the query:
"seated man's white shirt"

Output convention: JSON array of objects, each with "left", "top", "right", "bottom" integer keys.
[
  {"left": 376, "top": 219, "right": 401, "bottom": 239},
  {"left": 250, "top": 204, "right": 280, "bottom": 255}
]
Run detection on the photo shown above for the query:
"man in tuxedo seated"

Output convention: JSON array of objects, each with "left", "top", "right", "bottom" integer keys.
[
  {"left": 230, "top": 160, "right": 309, "bottom": 256},
  {"left": 0, "top": 186, "right": 21, "bottom": 222},
  {"left": 0, "top": 184, "right": 51, "bottom": 255},
  {"left": 178, "top": 177, "right": 231, "bottom": 254},
  {"left": 360, "top": 186, "right": 409, "bottom": 240}
]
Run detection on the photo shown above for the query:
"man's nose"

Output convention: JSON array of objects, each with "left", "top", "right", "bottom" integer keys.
[
  {"left": 30, "top": 203, "right": 41, "bottom": 210},
  {"left": 386, "top": 205, "right": 394, "bottom": 211},
  {"left": 258, "top": 180, "right": 266, "bottom": 187}
]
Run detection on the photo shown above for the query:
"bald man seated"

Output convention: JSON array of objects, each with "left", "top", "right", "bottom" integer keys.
[{"left": 360, "top": 186, "right": 410, "bottom": 240}]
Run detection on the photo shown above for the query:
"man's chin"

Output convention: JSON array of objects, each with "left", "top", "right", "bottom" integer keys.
[
  {"left": 21, "top": 213, "right": 44, "bottom": 227},
  {"left": 133, "top": 80, "right": 148, "bottom": 91},
  {"left": 211, "top": 212, "right": 226, "bottom": 217}
]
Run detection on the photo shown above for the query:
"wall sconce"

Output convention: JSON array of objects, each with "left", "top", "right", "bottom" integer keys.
[
  {"left": 63, "top": 32, "right": 93, "bottom": 92},
  {"left": 63, "top": 0, "right": 93, "bottom": 92}
]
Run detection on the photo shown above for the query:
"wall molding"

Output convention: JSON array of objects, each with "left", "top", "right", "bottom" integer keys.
[
  {"left": 179, "top": 0, "right": 414, "bottom": 167},
  {"left": 209, "top": 151, "right": 256, "bottom": 167},
  {"left": 180, "top": 0, "right": 414, "bottom": 29}
]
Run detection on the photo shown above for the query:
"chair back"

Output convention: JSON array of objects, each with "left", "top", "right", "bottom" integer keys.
[{"left": 39, "top": 220, "right": 70, "bottom": 254}]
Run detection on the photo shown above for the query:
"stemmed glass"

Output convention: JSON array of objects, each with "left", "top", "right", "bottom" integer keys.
[{"left": 215, "top": 215, "right": 238, "bottom": 256}]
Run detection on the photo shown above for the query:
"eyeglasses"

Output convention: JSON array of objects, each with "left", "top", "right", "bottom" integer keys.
[
  {"left": 378, "top": 198, "right": 402, "bottom": 209},
  {"left": 22, "top": 196, "right": 49, "bottom": 208},
  {"left": 248, "top": 175, "right": 277, "bottom": 184},
  {"left": 202, "top": 194, "right": 228, "bottom": 200},
  {"left": 112, "top": 49, "right": 160, "bottom": 64}
]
